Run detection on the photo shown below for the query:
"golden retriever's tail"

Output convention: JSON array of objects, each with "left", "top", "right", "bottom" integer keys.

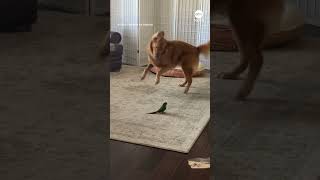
[
  {"left": 197, "top": 41, "right": 210, "bottom": 56},
  {"left": 190, "top": 41, "right": 210, "bottom": 73}
]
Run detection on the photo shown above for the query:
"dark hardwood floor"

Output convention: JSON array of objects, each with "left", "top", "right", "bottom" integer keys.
[{"left": 110, "top": 126, "right": 211, "bottom": 180}]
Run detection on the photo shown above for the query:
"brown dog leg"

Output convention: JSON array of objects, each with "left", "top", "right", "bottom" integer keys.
[
  {"left": 179, "top": 81, "right": 187, "bottom": 87},
  {"left": 236, "top": 48, "right": 263, "bottom": 100},
  {"left": 217, "top": 52, "right": 249, "bottom": 80},
  {"left": 141, "top": 64, "right": 153, "bottom": 80},
  {"left": 155, "top": 67, "right": 170, "bottom": 85},
  {"left": 216, "top": 19, "right": 252, "bottom": 80},
  {"left": 182, "top": 67, "right": 193, "bottom": 94},
  {"left": 232, "top": 22, "right": 265, "bottom": 100},
  {"left": 179, "top": 79, "right": 188, "bottom": 87},
  {"left": 223, "top": 7, "right": 266, "bottom": 100}
]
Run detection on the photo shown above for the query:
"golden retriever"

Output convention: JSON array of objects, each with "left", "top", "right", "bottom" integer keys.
[
  {"left": 213, "top": 0, "right": 284, "bottom": 100},
  {"left": 141, "top": 31, "right": 210, "bottom": 94}
]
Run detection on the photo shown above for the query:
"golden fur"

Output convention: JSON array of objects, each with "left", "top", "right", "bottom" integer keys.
[
  {"left": 141, "top": 31, "right": 210, "bottom": 94},
  {"left": 213, "top": 0, "right": 284, "bottom": 100}
]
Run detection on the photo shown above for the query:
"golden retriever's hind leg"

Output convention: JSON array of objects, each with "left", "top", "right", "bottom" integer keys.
[
  {"left": 217, "top": 56, "right": 249, "bottom": 80},
  {"left": 182, "top": 68, "right": 193, "bottom": 94},
  {"left": 179, "top": 81, "right": 187, "bottom": 87},
  {"left": 141, "top": 64, "right": 153, "bottom": 80},
  {"left": 155, "top": 67, "right": 170, "bottom": 85},
  {"left": 233, "top": 22, "right": 265, "bottom": 100},
  {"left": 217, "top": 22, "right": 251, "bottom": 80},
  {"left": 236, "top": 49, "right": 263, "bottom": 100},
  {"left": 179, "top": 65, "right": 190, "bottom": 87}
]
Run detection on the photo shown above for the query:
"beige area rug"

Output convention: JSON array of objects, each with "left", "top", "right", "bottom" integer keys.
[{"left": 110, "top": 65, "right": 210, "bottom": 153}]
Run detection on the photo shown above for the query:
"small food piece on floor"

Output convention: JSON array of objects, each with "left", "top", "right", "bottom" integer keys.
[{"left": 188, "top": 157, "right": 210, "bottom": 169}]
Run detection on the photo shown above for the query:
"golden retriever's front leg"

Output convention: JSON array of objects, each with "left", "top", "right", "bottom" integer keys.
[
  {"left": 155, "top": 67, "right": 170, "bottom": 85},
  {"left": 141, "top": 64, "right": 153, "bottom": 80},
  {"left": 183, "top": 69, "right": 193, "bottom": 94}
]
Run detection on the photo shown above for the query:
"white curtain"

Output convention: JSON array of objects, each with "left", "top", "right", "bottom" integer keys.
[
  {"left": 111, "top": 0, "right": 210, "bottom": 67},
  {"left": 295, "top": 0, "right": 320, "bottom": 26},
  {"left": 111, "top": 0, "right": 139, "bottom": 65}
]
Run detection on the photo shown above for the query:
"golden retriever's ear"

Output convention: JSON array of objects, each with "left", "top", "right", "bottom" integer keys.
[{"left": 158, "top": 31, "right": 165, "bottom": 38}]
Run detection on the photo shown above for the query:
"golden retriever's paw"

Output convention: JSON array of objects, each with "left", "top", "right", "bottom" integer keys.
[
  {"left": 179, "top": 83, "right": 186, "bottom": 87},
  {"left": 235, "top": 90, "right": 250, "bottom": 101},
  {"left": 140, "top": 72, "right": 147, "bottom": 80},
  {"left": 184, "top": 88, "right": 190, "bottom": 94},
  {"left": 216, "top": 72, "right": 239, "bottom": 80}
]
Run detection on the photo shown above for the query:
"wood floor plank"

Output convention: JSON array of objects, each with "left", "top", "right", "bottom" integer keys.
[{"left": 110, "top": 126, "right": 210, "bottom": 180}]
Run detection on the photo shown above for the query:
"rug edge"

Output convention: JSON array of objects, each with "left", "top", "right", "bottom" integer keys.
[{"left": 110, "top": 106, "right": 211, "bottom": 154}]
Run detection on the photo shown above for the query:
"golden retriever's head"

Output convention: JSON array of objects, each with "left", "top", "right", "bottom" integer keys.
[{"left": 148, "top": 31, "right": 167, "bottom": 59}]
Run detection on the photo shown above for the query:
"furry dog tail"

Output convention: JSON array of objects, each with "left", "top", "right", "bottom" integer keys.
[
  {"left": 191, "top": 41, "right": 210, "bottom": 72},
  {"left": 197, "top": 41, "right": 210, "bottom": 56}
]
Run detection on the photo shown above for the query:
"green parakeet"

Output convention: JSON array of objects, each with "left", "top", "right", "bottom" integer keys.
[{"left": 147, "top": 102, "right": 167, "bottom": 114}]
